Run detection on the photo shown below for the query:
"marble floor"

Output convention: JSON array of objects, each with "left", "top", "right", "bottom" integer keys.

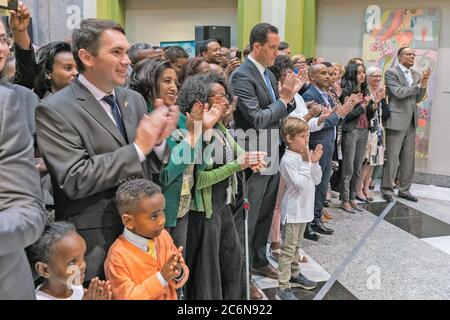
[{"left": 252, "top": 182, "right": 450, "bottom": 300}]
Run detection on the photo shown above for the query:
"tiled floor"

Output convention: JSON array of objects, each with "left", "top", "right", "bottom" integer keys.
[{"left": 252, "top": 182, "right": 450, "bottom": 300}]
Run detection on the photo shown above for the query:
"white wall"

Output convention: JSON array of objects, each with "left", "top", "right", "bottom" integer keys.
[
  {"left": 125, "top": 0, "right": 238, "bottom": 47},
  {"left": 261, "top": 0, "right": 287, "bottom": 40},
  {"left": 317, "top": 0, "right": 450, "bottom": 176}
]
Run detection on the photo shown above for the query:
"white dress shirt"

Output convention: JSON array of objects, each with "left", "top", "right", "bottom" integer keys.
[
  {"left": 122, "top": 227, "right": 168, "bottom": 287},
  {"left": 398, "top": 64, "right": 414, "bottom": 87},
  {"left": 289, "top": 93, "right": 324, "bottom": 132},
  {"left": 279, "top": 149, "right": 322, "bottom": 224},
  {"left": 78, "top": 74, "right": 167, "bottom": 162}
]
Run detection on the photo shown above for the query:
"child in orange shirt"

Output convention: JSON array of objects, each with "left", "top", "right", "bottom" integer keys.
[{"left": 104, "top": 179, "right": 189, "bottom": 300}]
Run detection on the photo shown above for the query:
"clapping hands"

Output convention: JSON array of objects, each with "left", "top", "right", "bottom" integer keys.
[
  {"left": 280, "top": 72, "right": 305, "bottom": 105},
  {"left": 83, "top": 277, "right": 112, "bottom": 300},
  {"left": 238, "top": 151, "right": 267, "bottom": 172},
  {"left": 134, "top": 99, "right": 180, "bottom": 156},
  {"left": 420, "top": 67, "right": 431, "bottom": 87},
  {"left": 310, "top": 144, "right": 324, "bottom": 163},
  {"left": 161, "top": 246, "right": 186, "bottom": 282},
  {"left": 300, "top": 144, "right": 323, "bottom": 163}
]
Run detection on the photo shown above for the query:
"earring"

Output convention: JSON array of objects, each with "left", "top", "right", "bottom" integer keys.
[{"left": 46, "top": 73, "right": 52, "bottom": 80}]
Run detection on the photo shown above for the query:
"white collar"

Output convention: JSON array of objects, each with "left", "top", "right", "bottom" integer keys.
[
  {"left": 284, "top": 149, "right": 301, "bottom": 158},
  {"left": 248, "top": 54, "right": 267, "bottom": 76},
  {"left": 123, "top": 227, "right": 150, "bottom": 253},
  {"left": 398, "top": 64, "right": 412, "bottom": 73},
  {"left": 78, "top": 74, "right": 116, "bottom": 102}
]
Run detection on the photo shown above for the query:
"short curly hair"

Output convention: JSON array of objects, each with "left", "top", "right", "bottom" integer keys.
[
  {"left": 115, "top": 179, "right": 162, "bottom": 216},
  {"left": 128, "top": 59, "right": 173, "bottom": 105},
  {"left": 269, "top": 55, "right": 293, "bottom": 82},
  {"left": 26, "top": 222, "right": 77, "bottom": 267},
  {"left": 177, "top": 72, "right": 228, "bottom": 114}
]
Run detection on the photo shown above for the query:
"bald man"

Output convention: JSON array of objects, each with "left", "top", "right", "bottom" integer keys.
[{"left": 302, "top": 64, "right": 350, "bottom": 239}]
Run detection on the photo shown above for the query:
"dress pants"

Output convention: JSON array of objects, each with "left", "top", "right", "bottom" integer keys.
[
  {"left": 340, "top": 128, "right": 369, "bottom": 201},
  {"left": 381, "top": 121, "right": 416, "bottom": 196},
  {"left": 234, "top": 171, "right": 280, "bottom": 269},
  {"left": 278, "top": 223, "right": 307, "bottom": 289},
  {"left": 310, "top": 141, "right": 335, "bottom": 221},
  {"left": 185, "top": 180, "right": 243, "bottom": 300}
]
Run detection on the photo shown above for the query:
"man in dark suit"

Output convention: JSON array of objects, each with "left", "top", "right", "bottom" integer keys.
[
  {"left": 302, "top": 64, "right": 354, "bottom": 240},
  {"left": 0, "top": 84, "right": 46, "bottom": 300},
  {"left": 35, "top": 19, "right": 178, "bottom": 280},
  {"left": 230, "top": 23, "right": 302, "bottom": 299},
  {"left": 381, "top": 47, "right": 429, "bottom": 203}
]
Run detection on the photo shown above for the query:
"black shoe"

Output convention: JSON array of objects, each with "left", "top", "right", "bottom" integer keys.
[
  {"left": 312, "top": 220, "right": 334, "bottom": 235},
  {"left": 304, "top": 223, "right": 320, "bottom": 241},
  {"left": 355, "top": 195, "right": 370, "bottom": 204},
  {"left": 398, "top": 192, "right": 418, "bottom": 202},
  {"left": 382, "top": 194, "right": 394, "bottom": 203}
]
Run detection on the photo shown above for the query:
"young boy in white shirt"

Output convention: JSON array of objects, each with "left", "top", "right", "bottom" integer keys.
[{"left": 278, "top": 117, "right": 324, "bottom": 300}]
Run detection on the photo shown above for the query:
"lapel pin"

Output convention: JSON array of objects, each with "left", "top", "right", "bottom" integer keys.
[{"left": 124, "top": 101, "right": 129, "bottom": 109}]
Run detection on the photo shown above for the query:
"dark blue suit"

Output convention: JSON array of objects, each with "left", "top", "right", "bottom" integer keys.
[
  {"left": 302, "top": 85, "right": 340, "bottom": 221},
  {"left": 231, "top": 58, "right": 295, "bottom": 271}
]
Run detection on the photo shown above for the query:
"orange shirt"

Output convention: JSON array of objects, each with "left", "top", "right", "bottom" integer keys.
[{"left": 104, "top": 231, "right": 189, "bottom": 300}]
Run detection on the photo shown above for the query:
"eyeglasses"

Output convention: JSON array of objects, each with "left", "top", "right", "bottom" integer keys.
[
  {"left": 0, "top": 35, "right": 12, "bottom": 47},
  {"left": 208, "top": 93, "right": 228, "bottom": 99},
  {"left": 370, "top": 75, "right": 382, "bottom": 78}
]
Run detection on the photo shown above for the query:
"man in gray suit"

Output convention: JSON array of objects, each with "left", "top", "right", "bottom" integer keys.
[
  {"left": 381, "top": 47, "right": 429, "bottom": 203},
  {"left": 35, "top": 19, "right": 178, "bottom": 280},
  {"left": 231, "top": 23, "right": 302, "bottom": 299},
  {"left": 0, "top": 85, "right": 46, "bottom": 300}
]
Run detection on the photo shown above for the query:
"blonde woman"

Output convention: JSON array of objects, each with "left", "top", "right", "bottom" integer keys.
[{"left": 356, "top": 66, "right": 390, "bottom": 201}]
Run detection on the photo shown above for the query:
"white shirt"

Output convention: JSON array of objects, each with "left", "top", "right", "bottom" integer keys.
[
  {"left": 122, "top": 228, "right": 168, "bottom": 287},
  {"left": 35, "top": 284, "right": 84, "bottom": 300},
  {"left": 289, "top": 93, "right": 324, "bottom": 133},
  {"left": 78, "top": 74, "right": 167, "bottom": 162},
  {"left": 398, "top": 64, "right": 414, "bottom": 87},
  {"left": 279, "top": 149, "right": 322, "bottom": 224}
]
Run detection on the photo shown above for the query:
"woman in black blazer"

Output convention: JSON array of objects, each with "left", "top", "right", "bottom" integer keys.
[{"left": 339, "top": 63, "right": 373, "bottom": 213}]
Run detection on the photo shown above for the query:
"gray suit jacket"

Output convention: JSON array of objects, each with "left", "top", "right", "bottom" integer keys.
[
  {"left": 385, "top": 66, "right": 427, "bottom": 131},
  {"left": 0, "top": 85, "right": 46, "bottom": 300},
  {"left": 230, "top": 59, "right": 295, "bottom": 170},
  {"left": 35, "top": 79, "right": 162, "bottom": 279},
  {"left": 231, "top": 58, "right": 295, "bottom": 132}
]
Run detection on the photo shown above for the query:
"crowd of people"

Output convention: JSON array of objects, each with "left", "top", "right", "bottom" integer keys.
[{"left": 0, "top": 2, "right": 431, "bottom": 301}]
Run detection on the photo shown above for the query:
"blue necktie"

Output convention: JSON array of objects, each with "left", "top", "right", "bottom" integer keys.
[
  {"left": 102, "top": 95, "right": 128, "bottom": 142},
  {"left": 263, "top": 69, "right": 277, "bottom": 103}
]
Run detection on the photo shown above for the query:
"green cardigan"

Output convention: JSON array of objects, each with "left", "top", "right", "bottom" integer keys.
[
  {"left": 159, "top": 113, "right": 202, "bottom": 227},
  {"left": 191, "top": 123, "right": 245, "bottom": 218}
]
